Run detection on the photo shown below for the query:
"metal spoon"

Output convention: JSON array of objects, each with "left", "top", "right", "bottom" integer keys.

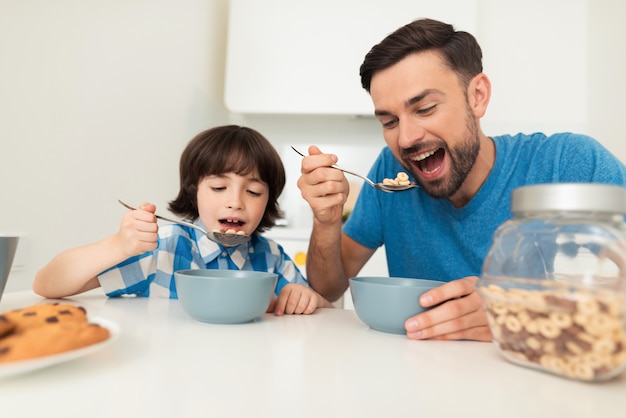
[
  {"left": 117, "top": 198, "right": 251, "bottom": 247},
  {"left": 290, "top": 146, "right": 418, "bottom": 193}
]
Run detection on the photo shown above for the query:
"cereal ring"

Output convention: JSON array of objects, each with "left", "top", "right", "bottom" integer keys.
[
  {"left": 490, "top": 302, "right": 508, "bottom": 316},
  {"left": 396, "top": 172, "right": 409, "bottom": 181},
  {"left": 508, "top": 288, "right": 533, "bottom": 299},
  {"left": 505, "top": 315, "right": 522, "bottom": 333},
  {"left": 593, "top": 338, "right": 616, "bottom": 355},
  {"left": 581, "top": 352, "right": 606, "bottom": 369},
  {"left": 567, "top": 360, "right": 595, "bottom": 380},
  {"left": 611, "top": 350, "right": 626, "bottom": 368},
  {"left": 543, "top": 340, "right": 556, "bottom": 354},
  {"left": 585, "top": 313, "right": 618, "bottom": 336},
  {"left": 576, "top": 332, "right": 596, "bottom": 345},
  {"left": 540, "top": 355, "right": 566, "bottom": 373},
  {"left": 524, "top": 320, "right": 540, "bottom": 334},
  {"left": 565, "top": 341, "right": 584, "bottom": 355},
  {"left": 577, "top": 296, "right": 600, "bottom": 316},
  {"left": 538, "top": 319, "right": 561, "bottom": 339},
  {"left": 549, "top": 311, "right": 572, "bottom": 329},
  {"left": 605, "top": 299, "right": 623, "bottom": 317},
  {"left": 525, "top": 336, "right": 542, "bottom": 351},
  {"left": 507, "top": 303, "right": 524, "bottom": 314},
  {"left": 613, "top": 329, "right": 626, "bottom": 345},
  {"left": 573, "top": 313, "right": 590, "bottom": 328},
  {"left": 485, "top": 284, "right": 506, "bottom": 295},
  {"left": 517, "top": 310, "right": 531, "bottom": 325}
]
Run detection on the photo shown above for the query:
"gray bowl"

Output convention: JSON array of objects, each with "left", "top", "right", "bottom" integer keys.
[
  {"left": 349, "top": 276, "right": 441, "bottom": 334},
  {"left": 174, "top": 269, "right": 278, "bottom": 324}
]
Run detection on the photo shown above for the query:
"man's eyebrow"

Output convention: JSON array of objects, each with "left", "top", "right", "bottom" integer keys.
[
  {"left": 374, "top": 109, "right": 392, "bottom": 117},
  {"left": 405, "top": 89, "right": 439, "bottom": 108}
]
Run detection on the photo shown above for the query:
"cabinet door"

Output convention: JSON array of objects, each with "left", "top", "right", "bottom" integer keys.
[{"left": 225, "top": 0, "right": 477, "bottom": 115}]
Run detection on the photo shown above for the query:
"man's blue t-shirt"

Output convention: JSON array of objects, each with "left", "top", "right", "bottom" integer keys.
[{"left": 343, "top": 132, "right": 626, "bottom": 282}]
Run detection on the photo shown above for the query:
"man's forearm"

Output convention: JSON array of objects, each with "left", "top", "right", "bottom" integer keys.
[{"left": 305, "top": 221, "right": 347, "bottom": 302}]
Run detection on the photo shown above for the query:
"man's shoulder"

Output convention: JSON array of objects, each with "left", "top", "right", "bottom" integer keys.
[
  {"left": 494, "top": 131, "right": 595, "bottom": 145},
  {"left": 493, "top": 132, "right": 605, "bottom": 155}
]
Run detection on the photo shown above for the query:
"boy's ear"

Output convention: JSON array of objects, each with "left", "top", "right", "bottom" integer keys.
[{"left": 468, "top": 73, "right": 491, "bottom": 118}]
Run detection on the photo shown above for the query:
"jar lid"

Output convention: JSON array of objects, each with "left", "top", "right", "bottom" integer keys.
[{"left": 511, "top": 183, "right": 626, "bottom": 214}]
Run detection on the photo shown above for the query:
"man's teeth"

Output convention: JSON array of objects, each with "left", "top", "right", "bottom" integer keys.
[{"left": 411, "top": 150, "right": 437, "bottom": 162}]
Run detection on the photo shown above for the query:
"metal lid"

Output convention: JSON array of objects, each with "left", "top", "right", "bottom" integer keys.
[{"left": 511, "top": 183, "right": 626, "bottom": 214}]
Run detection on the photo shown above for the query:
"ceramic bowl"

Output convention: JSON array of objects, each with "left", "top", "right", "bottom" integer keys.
[
  {"left": 349, "top": 276, "right": 441, "bottom": 334},
  {"left": 174, "top": 269, "right": 278, "bottom": 324},
  {"left": 0, "top": 236, "right": 19, "bottom": 303}
]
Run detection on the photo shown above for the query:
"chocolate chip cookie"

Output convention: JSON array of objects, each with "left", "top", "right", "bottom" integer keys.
[{"left": 0, "top": 303, "right": 110, "bottom": 364}]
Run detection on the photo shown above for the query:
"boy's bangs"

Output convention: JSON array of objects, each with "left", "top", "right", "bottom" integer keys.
[{"left": 220, "top": 146, "right": 258, "bottom": 178}]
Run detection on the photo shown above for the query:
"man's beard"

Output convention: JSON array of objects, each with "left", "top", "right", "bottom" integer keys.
[{"left": 404, "top": 111, "right": 480, "bottom": 199}]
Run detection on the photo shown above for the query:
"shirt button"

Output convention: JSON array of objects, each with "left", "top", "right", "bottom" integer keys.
[{"left": 221, "top": 251, "right": 228, "bottom": 257}]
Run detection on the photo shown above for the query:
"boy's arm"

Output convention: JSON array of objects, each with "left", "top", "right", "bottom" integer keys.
[{"left": 32, "top": 203, "right": 159, "bottom": 299}]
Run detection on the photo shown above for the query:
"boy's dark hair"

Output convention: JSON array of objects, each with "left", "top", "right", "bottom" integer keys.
[
  {"left": 168, "top": 125, "right": 285, "bottom": 233},
  {"left": 360, "top": 18, "right": 483, "bottom": 92}
]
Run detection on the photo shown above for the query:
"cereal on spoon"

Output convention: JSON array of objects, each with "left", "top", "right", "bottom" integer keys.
[{"left": 382, "top": 171, "right": 412, "bottom": 186}]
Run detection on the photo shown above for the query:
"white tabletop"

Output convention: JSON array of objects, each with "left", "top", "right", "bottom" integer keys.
[{"left": 1, "top": 290, "right": 624, "bottom": 418}]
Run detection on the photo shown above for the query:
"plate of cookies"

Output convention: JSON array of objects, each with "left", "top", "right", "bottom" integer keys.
[{"left": 0, "top": 302, "right": 119, "bottom": 379}]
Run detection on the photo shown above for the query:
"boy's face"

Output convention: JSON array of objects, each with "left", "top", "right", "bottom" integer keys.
[{"left": 196, "top": 171, "right": 269, "bottom": 235}]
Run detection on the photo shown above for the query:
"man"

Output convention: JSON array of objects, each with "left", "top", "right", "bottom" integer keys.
[{"left": 296, "top": 18, "right": 626, "bottom": 341}]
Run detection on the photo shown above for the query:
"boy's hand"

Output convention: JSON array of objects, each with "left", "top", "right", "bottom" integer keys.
[
  {"left": 117, "top": 202, "right": 158, "bottom": 258},
  {"left": 266, "top": 284, "right": 333, "bottom": 316}
]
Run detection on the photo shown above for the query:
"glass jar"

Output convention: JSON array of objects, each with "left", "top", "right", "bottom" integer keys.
[{"left": 479, "top": 183, "right": 626, "bottom": 382}]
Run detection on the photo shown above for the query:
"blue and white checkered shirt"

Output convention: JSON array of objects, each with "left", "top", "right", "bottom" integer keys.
[{"left": 98, "top": 222, "right": 308, "bottom": 298}]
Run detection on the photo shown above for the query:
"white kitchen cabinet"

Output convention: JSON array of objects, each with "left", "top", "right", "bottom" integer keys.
[
  {"left": 225, "top": 0, "right": 477, "bottom": 115},
  {"left": 264, "top": 227, "right": 388, "bottom": 309}
]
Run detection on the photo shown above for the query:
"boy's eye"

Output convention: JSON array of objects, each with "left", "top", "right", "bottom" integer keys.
[
  {"left": 247, "top": 190, "right": 263, "bottom": 197},
  {"left": 211, "top": 186, "right": 226, "bottom": 192}
]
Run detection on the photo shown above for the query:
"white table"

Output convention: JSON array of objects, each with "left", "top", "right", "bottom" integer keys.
[{"left": 1, "top": 290, "right": 625, "bottom": 418}]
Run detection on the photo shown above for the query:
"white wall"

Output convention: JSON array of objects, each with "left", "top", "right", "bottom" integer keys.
[
  {"left": 0, "top": 0, "right": 231, "bottom": 292},
  {"left": 1, "top": 0, "right": 625, "bottom": 293}
]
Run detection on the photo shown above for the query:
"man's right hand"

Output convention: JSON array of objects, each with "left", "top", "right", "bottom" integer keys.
[{"left": 296, "top": 145, "right": 350, "bottom": 225}]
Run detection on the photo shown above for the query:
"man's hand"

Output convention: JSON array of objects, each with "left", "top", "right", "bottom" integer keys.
[
  {"left": 296, "top": 146, "right": 349, "bottom": 225},
  {"left": 404, "top": 276, "right": 492, "bottom": 342}
]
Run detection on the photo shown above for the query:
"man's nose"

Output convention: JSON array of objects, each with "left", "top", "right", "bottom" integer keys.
[{"left": 397, "top": 119, "right": 427, "bottom": 149}]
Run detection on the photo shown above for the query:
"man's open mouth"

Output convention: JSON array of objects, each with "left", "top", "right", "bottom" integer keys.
[{"left": 410, "top": 148, "right": 445, "bottom": 175}]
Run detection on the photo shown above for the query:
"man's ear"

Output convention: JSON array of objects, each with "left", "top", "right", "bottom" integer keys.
[{"left": 468, "top": 73, "right": 491, "bottom": 118}]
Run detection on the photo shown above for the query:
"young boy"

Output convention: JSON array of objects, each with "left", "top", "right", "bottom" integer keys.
[{"left": 33, "top": 125, "right": 332, "bottom": 315}]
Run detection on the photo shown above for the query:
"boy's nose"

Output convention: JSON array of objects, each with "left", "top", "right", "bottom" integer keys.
[{"left": 226, "top": 192, "right": 244, "bottom": 209}]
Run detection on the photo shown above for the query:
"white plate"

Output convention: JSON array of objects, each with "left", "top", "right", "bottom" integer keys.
[{"left": 0, "top": 317, "right": 119, "bottom": 379}]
